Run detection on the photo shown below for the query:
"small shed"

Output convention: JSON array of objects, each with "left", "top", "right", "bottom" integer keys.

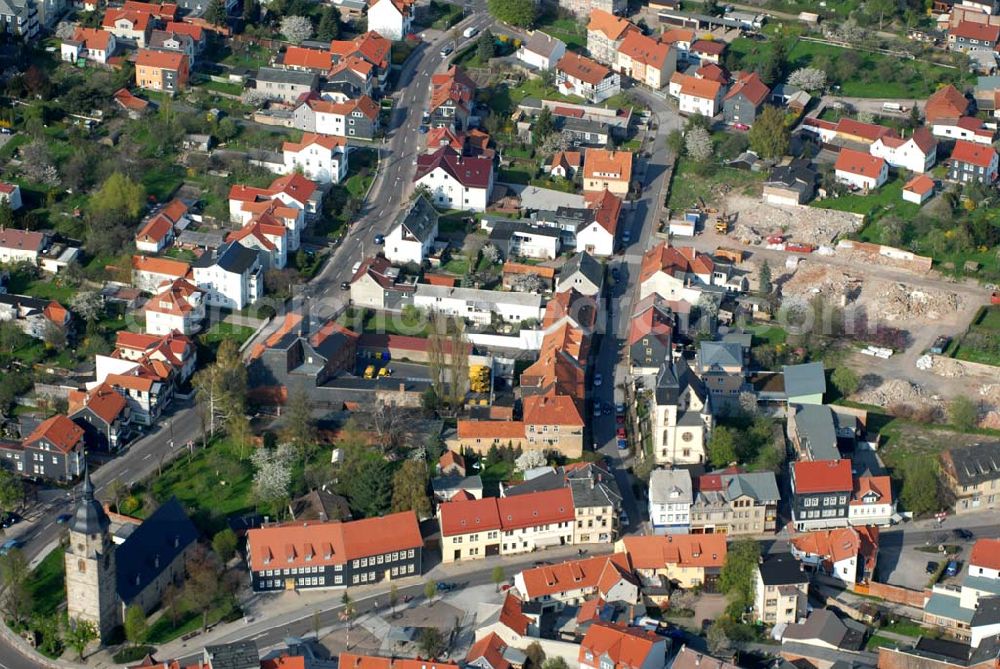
[{"left": 902, "top": 174, "right": 935, "bottom": 205}]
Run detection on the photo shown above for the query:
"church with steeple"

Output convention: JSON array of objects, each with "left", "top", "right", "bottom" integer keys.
[{"left": 63, "top": 469, "right": 199, "bottom": 642}]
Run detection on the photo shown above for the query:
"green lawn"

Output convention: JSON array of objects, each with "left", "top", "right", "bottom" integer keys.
[
  {"left": 534, "top": 14, "right": 587, "bottom": 50},
  {"left": 443, "top": 256, "right": 470, "bottom": 275},
  {"left": 4, "top": 272, "right": 76, "bottom": 303},
  {"left": 499, "top": 167, "right": 533, "bottom": 185},
  {"left": 363, "top": 309, "right": 432, "bottom": 337},
  {"left": 813, "top": 174, "right": 919, "bottom": 221},
  {"left": 867, "top": 635, "right": 898, "bottom": 651},
  {"left": 146, "top": 598, "right": 239, "bottom": 644},
  {"left": 426, "top": 0, "right": 463, "bottom": 29},
  {"left": 750, "top": 324, "right": 788, "bottom": 346},
  {"left": 26, "top": 549, "right": 65, "bottom": 619},
  {"left": 218, "top": 43, "right": 274, "bottom": 71},
  {"left": 666, "top": 158, "right": 765, "bottom": 211},
  {"left": 950, "top": 306, "right": 1000, "bottom": 366},
  {"left": 198, "top": 79, "right": 245, "bottom": 96},
  {"left": 486, "top": 78, "right": 579, "bottom": 117},
  {"left": 345, "top": 148, "right": 378, "bottom": 198}
]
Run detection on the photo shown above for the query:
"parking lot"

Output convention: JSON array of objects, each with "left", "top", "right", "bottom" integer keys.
[{"left": 877, "top": 529, "right": 973, "bottom": 590}]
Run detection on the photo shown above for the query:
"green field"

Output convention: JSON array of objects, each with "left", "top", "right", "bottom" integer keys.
[
  {"left": 666, "top": 158, "right": 765, "bottom": 211},
  {"left": 26, "top": 549, "right": 65, "bottom": 619},
  {"left": 813, "top": 174, "right": 920, "bottom": 221},
  {"left": 534, "top": 14, "right": 587, "bottom": 51}
]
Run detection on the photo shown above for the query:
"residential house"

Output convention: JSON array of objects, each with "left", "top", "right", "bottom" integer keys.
[
  {"left": 414, "top": 284, "right": 542, "bottom": 326},
  {"left": 800, "top": 116, "right": 897, "bottom": 148},
  {"left": 190, "top": 240, "right": 264, "bottom": 310},
  {"left": 723, "top": 72, "right": 770, "bottom": 127},
  {"left": 694, "top": 340, "right": 748, "bottom": 411},
  {"left": 616, "top": 30, "right": 675, "bottom": 90},
  {"left": 903, "top": 173, "right": 936, "bottom": 204},
  {"left": 68, "top": 383, "right": 131, "bottom": 452},
  {"left": 689, "top": 469, "right": 780, "bottom": 535},
  {"left": 452, "top": 420, "right": 529, "bottom": 455},
  {"left": 281, "top": 133, "right": 348, "bottom": 184},
  {"left": 754, "top": 552, "right": 809, "bottom": 625},
  {"left": 0, "top": 414, "right": 85, "bottom": 481},
  {"left": 245, "top": 511, "right": 422, "bottom": 591},
  {"left": 0, "top": 182, "right": 23, "bottom": 211},
  {"left": 517, "top": 31, "right": 566, "bottom": 70},
  {"left": 975, "top": 74, "right": 1000, "bottom": 117},
  {"left": 255, "top": 67, "right": 319, "bottom": 103},
  {"left": 385, "top": 195, "right": 439, "bottom": 265},
  {"left": 135, "top": 198, "right": 189, "bottom": 254},
  {"left": 330, "top": 31, "right": 392, "bottom": 88},
  {"left": 293, "top": 95, "right": 380, "bottom": 140},
  {"left": 148, "top": 29, "right": 194, "bottom": 62},
  {"left": 877, "top": 636, "right": 1000, "bottom": 669},
  {"left": 834, "top": 148, "right": 888, "bottom": 191},
  {"left": 502, "top": 462, "right": 624, "bottom": 545},
  {"left": 789, "top": 526, "right": 880, "bottom": 585},
  {"left": 850, "top": 475, "right": 895, "bottom": 526},
  {"left": 281, "top": 45, "right": 334, "bottom": 72},
  {"left": 248, "top": 311, "right": 359, "bottom": 394},
  {"left": 869, "top": 127, "right": 937, "bottom": 173},
  {"left": 513, "top": 553, "right": 637, "bottom": 612},
  {"left": 520, "top": 393, "right": 585, "bottom": 460},
  {"left": 923, "top": 538, "right": 1000, "bottom": 640},
  {"left": 615, "top": 533, "right": 727, "bottom": 589},
  {"left": 131, "top": 255, "right": 191, "bottom": 293},
  {"left": 348, "top": 255, "right": 417, "bottom": 311},
  {"left": 783, "top": 362, "right": 826, "bottom": 405},
  {"left": 578, "top": 623, "right": 666, "bottom": 669},
  {"left": 628, "top": 296, "right": 674, "bottom": 375},
  {"left": 926, "top": 84, "right": 971, "bottom": 125},
  {"left": 941, "top": 442, "right": 1000, "bottom": 514},
  {"left": 228, "top": 215, "right": 289, "bottom": 270},
  {"left": 548, "top": 151, "right": 583, "bottom": 178},
  {"left": 576, "top": 190, "right": 622, "bottom": 256},
  {"left": 61, "top": 27, "right": 116, "bottom": 64},
  {"left": 414, "top": 147, "right": 494, "bottom": 212},
  {"left": 438, "top": 488, "right": 576, "bottom": 563},
  {"left": 586, "top": 9, "right": 637, "bottom": 65},
  {"left": 781, "top": 608, "right": 870, "bottom": 655},
  {"left": 787, "top": 404, "right": 852, "bottom": 462},
  {"left": 488, "top": 220, "right": 561, "bottom": 260},
  {"left": 582, "top": 149, "right": 632, "bottom": 195},
  {"left": 556, "top": 252, "right": 603, "bottom": 296},
  {"left": 466, "top": 633, "right": 520, "bottom": 669},
  {"left": 948, "top": 140, "right": 999, "bottom": 183},
  {"left": 438, "top": 450, "right": 466, "bottom": 477},
  {"left": 164, "top": 21, "right": 205, "bottom": 51},
  {"left": 949, "top": 20, "right": 1000, "bottom": 51},
  {"left": 143, "top": 278, "right": 205, "bottom": 336},
  {"left": 671, "top": 648, "right": 738, "bottom": 669},
  {"left": 0, "top": 0, "right": 39, "bottom": 39},
  {"left": 689, "top": 39, "right": 725, "bottom": 64},
  {"left": 556, "top": 51, "right": 622, "bottom": 103},
  {"left": 106, "top": 330, "right": 197, "bottom": 383},
  {"left": 932, "top": 116, "right": 995, "bottom": 145},
  {"left": 669, "top": 73, "right": 723, "bottom": 117},
  {"left": 229, "top": 173, "right": 319, "bottom": 249},
  {"left": 102, "top": 7, "right": 151, "bottom": 47},
  {"left": 0, "top": 228, "right": 46, "bottom": 264},
  {"left": 135, "top": 48, "right": 188, "bottom": 93},
  {"left": 648, "top": 468, "right": 692, "bottom": 534},
  {"left": 366, "top": 0, "right": 412, "bottom": 40},
  {"left": 638, "top": 242, "right": 730, "bottom": 303},
  {"left": 431, "top": 474, "right": 484, "bottom": 502},
  {"left": 429, "top": 66, "right": 476, "bottom": 131},
  {"left": 791, "top": 459, "right": 853, "bottom": 531}
]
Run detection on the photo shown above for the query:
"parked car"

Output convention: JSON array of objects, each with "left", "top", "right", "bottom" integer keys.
[
  {"left": 1, "top": 512, "right": 21, "bottom": 529},
  {"left": 615, "top": 403, "right": 625, "bottom": 414},
  {"left": 930, "top": 336, "right": 951, "bottom": 355},
  {"left": 945, "top": 561, "right": 961, "bottom": 577},
  {"left": 374, "top": 234, "right": 385, "bottom": 245},
  {"left": 593, "top": 402, "right": 602, "bottom": 418},
  {"left": 437, "top": 582, "right": 458, "bottom": 592},
  {"left": 341, "top": 281, "right": 350, "bottom": 291},
  {"left": 440, "top": 43, "right": 454, "bottom": 57},
  {"left": 593, "top": 373, "right": 603, "bottom": 386},
  {"left": 617, "top": 438, "right": 628, "bottom": 450},
  {"left": 953, "top": 528, "right": 974, "bottom": 540},
  {"left": 616, "top": 427, "right": 626, "bottom": 439},
  {"left": 0, "top": 539, "right": 22, "bottom": 556},
  {"left": 352, "top": 261, "right": 361, "bottom": 274},
  {"left": 621, "top": 230, "right": 631, "bottom": 244},
  {"left": 56, "top": 513, "right": 73, "bottom": 524},
  {"left": 926, "top": 561, "right": 940, "bottom": 574},
  {"left": 463, "top": 26, "right": 479, "bottom": 38}
]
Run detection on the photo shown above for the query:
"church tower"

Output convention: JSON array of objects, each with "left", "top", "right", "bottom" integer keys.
[{"left": 64, "top": 469, "right": 119, "bottom": 641}]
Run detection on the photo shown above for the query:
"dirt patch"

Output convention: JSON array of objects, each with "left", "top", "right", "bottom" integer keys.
[
  {"left": 876, "top": 284, "right": 962, "bottom": 322},
  {"left": 855, "top": 378, "right": 930, "bottom": 408},
  {"left": 723, "top": 194, "right": 864, "bottom": 246}
]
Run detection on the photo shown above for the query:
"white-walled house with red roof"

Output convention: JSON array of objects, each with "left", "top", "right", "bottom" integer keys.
[
  {"left": 0, "top": 182, "right": 22, "bottom": 211},
  {"left": 903, "top": 174, "right": 936, "bottom": 205},
  {"left": 143, "top": 278, "right": 205, "bottom": 336},
  {"left": 414, "top": 147, "right": 494, "bottom": 212},
  {"left": 366, "top": 0, "right": 412, "bottom": 40},
  {"left": 869, "top": 127, "right": 937, "bottom": 173},
  {"left": 834, "top": 149, "right": 888, "bottom": 191},
  {"left": 281, "top": 133, "right": 349, "bottom": 184}
]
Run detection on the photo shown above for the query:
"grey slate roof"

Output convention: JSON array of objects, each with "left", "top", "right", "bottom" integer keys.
[
  {"left": 972, "top": 596, "right": 1000, "bottom": 627},
  {"left": 783, "top": 362, "right": 827, "bottom": 399},
  {"left": 431, "top": 474, "right": 484, "bottom": 496},
  {"left": 943, "top": 442, "right": 1000, "bottom": 487},
  {"left": 522, "top": 31, "right": 565, "bottom": 58},
  {"left": 759, "top": 552, "right": 808, "bottom": 586},
  {"left": 116, "top": 497, "right": 199, "bottom": 604},
  {"left": 255, "top": 67, "right": 319, "bottom": 87},
  {"left": 503, "top": 463, "right": 622, "bottom": 509},
  {"left": 204, "top": 640, "right": 260, "bottom": 669},
  {"left": 655, "top": 357, "right": 706, "bottom": 406},
  {"left": 193, "top": 241, "right": 260, "bottom": 274},
  {"left": 792, "top": 404, "right": 840, "bottom": 461},
  {"left": 70, "top": 470, "right": 110, "bottom": 535},
  {"left": 558, "top": 251, "right": 603, "bottom": 290},
  {"left": 396, "top": 195, "right": 439, "bottom": 243},
  {"left": 649, "top": 468, "right": 693, "bottom": 505},
  {"left": 782, "top": 609, "right": 865, "bottom": 650},
  {"left": 697, "top": 341, "right": 743, "bottom": 371},
  {"left": 723, "top": 471, "right": 779, "bottom": 503},
  {"left": 489, "top": 219, "right": 562, "bottom": 242}
]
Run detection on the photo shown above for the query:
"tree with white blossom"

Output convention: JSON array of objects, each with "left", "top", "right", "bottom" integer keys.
[
  {"left": 787, "top": 67, "right": 827, "bottom": 92},
  {"left": 515, "top": 449, "right": 547, "bottom": 472},
  {"left": 685, "top": 126, "right": 713, "bottom": 163},
  {"left": 251, "top": 444, "right": 295, "bottom": 510},
  {"left": 280, "top": 15, "right": 314, "bottom": 43}
]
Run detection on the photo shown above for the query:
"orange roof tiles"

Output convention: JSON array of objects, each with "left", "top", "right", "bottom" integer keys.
[
  {"left": 660, "top": 28, "right": 694, "bottom": 44},
  {"left": 283, "top": 133, "right": 347, "bottom": 153},
  {"left": 340, "top": 655, "right": 459, "bottom": 669},
  {"left": 440, "top": 489, "right": 575, "bottom": 537},
  {"left": 144, "top": 278, "right": 202, "bottom": 316},
  {"left": 439, "top": 496, "right": 502, "bottom": 535},
  {"left": 466, "top": 633, "right": 511, "bottom": 669},
  {"left": 619, "top": 31, "right": 671, "bottom": 70},
  {"left": 903, "top": 173, "right": 935, "bottom": 195},
  {"left": 503, "top": 261, "right": 556, "bottom": 279},
  {"left": 557, "top": 52, "right": 613, "bottom": 86},
  {"left": 691, "top": 39, "right": 725, "bottom": 56},
  {"left": 71, "top": 27, "right": 113, "bottom": 50},
  {"left": 971, "top": 538, "right": 1000, "bottom": 572},
  {"left": 639, "top": 242, "right": 710, "bottom": 283},
  {"left": 25, "top": 414, "right": 84, "bottom": 453},
  {"left": 583, "top": 148, "right": 633, "bottom": 183},
  {"left": 579, "top": 622, "right": 661, "bottom": 669},
  {"left": 164, "top": 21, "right": 204, "bottom": 40},
  {"left": 793, "top": 459, "right": 853, "bottom": 494},
  {"left": 283, "top": 45, "right": 333, "bottom": 70},
  {"left": 44, "top": 301, "right": 69, "bottom": 325},
  {"left": 724, "top": 71, "right": 769, "bottom": 106},
  {"left": 136, "top": 213, "right": 174, "bottom": 245},
  {"left": 103, "top": 8, "right": 152, "bottom": 30},
  {"left": 69, "top": 383, "right": 128, "bottom": 424},
  {"left": 950, "top": 139, "right": 997, "bottom": 168},
  {"left": 851, "top": 474, "right": 892, "bottom": 506},
  {"left": 0, "top": 228, "right": 46, "bottom": 252},
  {"left": 619, "top": 534, "right": 727, "bottom": 570},
  {"left": 678, "top": 74, "right": 722, "bottom": 100},
  {"left": 834, "top": 148, "right": 886, "bottom": 179},
  {"left": 499, "top": 592, "right": 532, "bottom": 634},
  {"left": 439, "top": 449, "right": 465, "bottom": 471},
  {"left": 457, "top": 420, "right": 526, "bottom": 440},
  {"left": 136, "top": 48, "right": 187, "bottom": 71},
  {"left": 518, "top": 553, "right": 632, "bottom": 600},
  {"left": 585, "top": 189, "right": 622, "bottom": 233},
  {"left": 790, "top": 527, "right": 862, "bottom": 565},
  {"left": 588, "top": 9, "right": 638, "bottom": 40},
  {"left": 246, "top": 511, "right": 421, "bottom": 571},
  {"left": 926, "top": 84, "right": 970, "bottom": 123},
  {"left": 522, "top": 394, "right": 583, "bottom": 428},
  {"left": 132, "top": 254, "right": 190, "bottom": 278}
]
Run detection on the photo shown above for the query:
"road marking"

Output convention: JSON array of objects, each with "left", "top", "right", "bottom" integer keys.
[{"left": 143, "top": 453, "right": 152, "bottom": 460}]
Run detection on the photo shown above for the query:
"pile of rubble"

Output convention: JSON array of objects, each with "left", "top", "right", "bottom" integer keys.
[
  {"left": 724, "top": 194, "right": 863, "bottom": 246},
  {"left": 876, "top": 283, "right": 961, "bottom": 322},
  {"left": 855, "top": 378, "right": 929, "bottom": 408},
  {"left": 780, "top": 264, "right": 860, "bottom": 303},
  {"left": 979, "top": 385, "right": 1000, "bottom": 429}
]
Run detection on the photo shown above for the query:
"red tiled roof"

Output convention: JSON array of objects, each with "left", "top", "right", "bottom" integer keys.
[
  {"left": 439, "top": 488, "right": 575, "bottom": 536},
  {"left": 114, "top": 87, "right": 150, "bottom": 111},
  {"left": 587, "top": 9, "right": 637, "bottom": 40},
  {"left": 557, "top": 51, "right": 613, "bottom": 86},
  {"left": 136, "top": 213, "right": 174, "bottom": 245},
  {"left": 103, "top": 8, "right": 152, "bottom": 30},
  {"left": 677, "top": 73, "right": 722, "bottom": 101},
  {"left": 834, "top": 118, "right": 896, "bottom": 142},
  {"left": 724, "top": 71, "right": 769, "bottom": 106},
  {"left": 415, "top": 147, "right": 493, "bottom": 189},
  {"left": 439, "top": 496, "right": 502, "bottom": 535},
  {"left": 284, "top": 133, "right": 347, "bottom": 153},
  {"left": 926, "top": 84, "right": 970, "bottom": 123},
  {"left": 69, "top": 383, "right": 128, "bottom": 425},
  {"left": 466, "top": 633, "right": 510, "bottom": 669},
  {"left": 585, "top": 189, "right": 622, "bottom": 234},
  {"left": 583, "top": 148, "right": 633, "bottom": 183},
  {"left": 950, "top": 20, "right": 1000, "bottom": 43},
  {"left": 132, "top": 254, "right": 190, "bottom": 278},
  {"left": 0, "top": 228, "right": 45, "bottom": 252},
  {"left": 793, "top": 459, "right": 853, "bottom": 494},
  {"left": 851, "top": 474, "right": 893, "bottom": 506},
  {"left": 695, "top": 63, "right": 729, "bottom": 84},
  {"left": 660, "top": 28, "right": 694, "bottom": 44},
  {"left": 71, "top": 27, "right": 113, "bottom": 50},
  {"left": 340, "top": 655, "right": 459, "bottom": 669},
  {"left": 619, "top": 534, "right": 727, "bottom": 570},
  {"left": 457, "top": 420, "right": 526, "bottom": 440},
  {"left": 270, "top": 172, "right": 318, "bottom": 203},
  {"left": 283, "top": 45, "right": 333, "bottom": 70},
  {"left": 136, "top": 48, "right": 187, "bottom": 71},
  {"left": 518, "top": 553, "right": 632, "bottom": 599},
  {"left": 439, "top": 449, "right": 465, "bottom": 471},
  {"left": 971, "top": 538, "right": 1000, "bottom": 571},
  {"left": 144, "top": 278, "right": 202, "bottom": 316},
  {"left": 522, "top": 393, "right": 583, "bottom": 428},
  {"left": 164, "top": 21, "right": 204, "bottom": 40},
  {"left": 246, "top": 511, "right": 422, "bottom": 571},
  {"left": 790, "top": 527, "right": 862, "bottom": 565},
  {"left": 903, "top": 174, "right": 935, "bottom": 195},
  {"left": 499, "top": 592, "right": 531, "bottom": 634},
  {"left": 579, "top": 622, "right": 661, "bottom": 669},
  {"left": 25, "top": 414, "right": 84, "bottom": 453},
  {"left": 619, "top": 31, "right": 671, "bottom": 70},
  {"left": 950, "top": 139, "right": 997, "bottom": 168},
  {"left": 639, "top": 242, "right": 710, "bottom": 283},
  {"left": 691, "top": 39, "right": 725, "bottom": 55},
  {"left": 834, "top": 148, "right": 886, "bottom": 179}
]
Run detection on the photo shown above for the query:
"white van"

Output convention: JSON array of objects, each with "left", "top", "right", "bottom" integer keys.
[
  {"left": 463, "top": 26, "right": 479, "bottom": 38},
  {"left": 882, "top": 102, "right": 905, "bottom": 113}
]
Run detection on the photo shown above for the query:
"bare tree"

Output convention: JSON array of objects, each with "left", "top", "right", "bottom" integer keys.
[{"left": 447, "top": 319, "right": 470, "bottom": 408}]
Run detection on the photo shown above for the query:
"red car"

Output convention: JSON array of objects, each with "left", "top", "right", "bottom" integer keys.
[{"left": 616, "top": 427, "right": 626, "bottom": 439}]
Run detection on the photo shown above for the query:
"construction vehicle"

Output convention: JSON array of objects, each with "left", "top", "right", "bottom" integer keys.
[
  {"left": 363, "top": 365, "right": 376, "bottom": 379},
  {"left": 378, "top": 367, "right": 393, "bottom": 378},
  {"left": 715, "top": 215, "right": 728, "bottom": 234}
]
